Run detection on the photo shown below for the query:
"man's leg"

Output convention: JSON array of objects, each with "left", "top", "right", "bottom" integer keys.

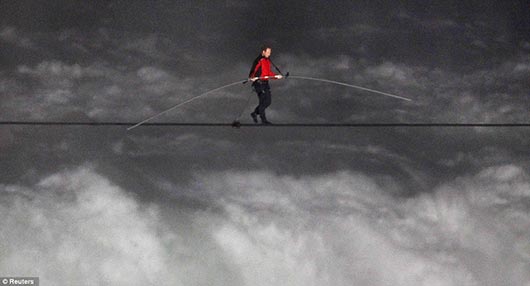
[
  {"left": 251, "top": 84, "right": 263, "bottom": 123},
  {"left": 259, "top": 87, "right": 272, "bottom": 124},
  {"left": 263, "top": 89, "right": 272, "bottom": 109}
]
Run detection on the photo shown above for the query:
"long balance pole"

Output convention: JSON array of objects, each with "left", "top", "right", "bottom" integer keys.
[{"left": 127, "top": 75, "right": 412, "bottom": 131}]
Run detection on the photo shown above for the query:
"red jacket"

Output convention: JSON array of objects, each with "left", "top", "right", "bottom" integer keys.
[{"left": 249, "top": 56, "right": 276, "bottom": 80}]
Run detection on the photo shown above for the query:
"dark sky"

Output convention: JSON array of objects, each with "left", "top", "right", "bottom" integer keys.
[{"left": 1, "top": 1, "right": 530, "bottom": 285}]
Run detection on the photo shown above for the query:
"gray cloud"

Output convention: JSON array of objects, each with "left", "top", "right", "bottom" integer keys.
[
  {"left": 1, "top": 58, "right": 199, "bottom": 121},
  {"left": 0, "top": 26, "right": 34, "bottom": 48},
  {"left": 0, "top": 127, "right": 15, "bottom": 151},
  {"left": 1, "top": 15, "right": 528, "bottom": 125}
]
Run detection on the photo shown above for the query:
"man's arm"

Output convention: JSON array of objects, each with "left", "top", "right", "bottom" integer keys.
[{"left": 249, "top": 56, "right": 261, "bottom": 78}]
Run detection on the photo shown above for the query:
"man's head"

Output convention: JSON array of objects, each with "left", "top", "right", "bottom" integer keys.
[{"left": 261, "top": 45, "right": 272, "bottom": 58}]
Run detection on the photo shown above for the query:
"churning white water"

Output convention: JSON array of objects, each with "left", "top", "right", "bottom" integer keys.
[{"left": 1, "top": 166, "right": 529, "bottom": 285}]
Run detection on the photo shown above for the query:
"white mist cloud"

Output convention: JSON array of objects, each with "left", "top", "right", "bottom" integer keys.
[
  {"left": 201, "top": 167, "right": 530, "bottom": 286},
  {"left": 0, "top": 167, "right": 186, "bottom": 285},
  {"left": 204, "top": 172, "right": 465, "bottom": 285},
  {"left": 404, "top": 165, "right": 530, "bottom": 285},
  {"left": 0, "top": 167, "right": 254, "bottom": 286},
  {"left": 1, "top": 165, "right": 529, "bottom": 286}
]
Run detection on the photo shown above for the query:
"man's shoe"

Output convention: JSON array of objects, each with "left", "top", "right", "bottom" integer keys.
[
  {"left": 261, "top": 120, "right": 273, "bottom": 125},
  {"left": 250, "top": 112, "right": 258, "bottom": 123}
]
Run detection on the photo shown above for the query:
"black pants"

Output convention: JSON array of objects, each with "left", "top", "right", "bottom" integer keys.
[{"left": 253, "top": 81, "right": 271, "bottom": 120}]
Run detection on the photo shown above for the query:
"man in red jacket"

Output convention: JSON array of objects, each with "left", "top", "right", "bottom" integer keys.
[{"left": 249, "top": 45, "right": 283, "bottom": 124}]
